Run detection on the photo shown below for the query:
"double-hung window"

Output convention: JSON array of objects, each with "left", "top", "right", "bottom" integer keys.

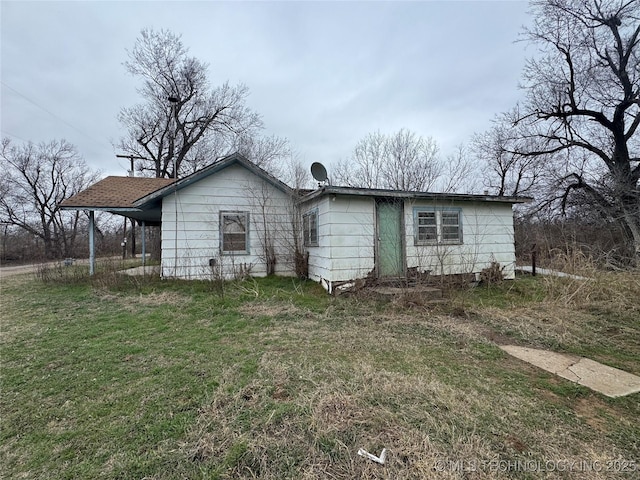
[
  {"left": 303, "top": 209, "right": 318, "bottom": 247},
  {"left": 414, "top": 208, "right": 462, "bottom": 245},
  {"left": 416, "top": 211, "right": 437, "bottom": 243},
  {"left": 441, "top": 211, "right": 462, "bottom": 243},
  {"left": 220, "top": 211, "right": 250, "bottom": 254}
]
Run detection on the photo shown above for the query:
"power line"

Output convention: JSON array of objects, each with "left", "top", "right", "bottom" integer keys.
[
  {"left": 1, "top": 80, "right": 112, "bottom": 149},
  {"left": 0, "top": 129, "right": 30, "bottom": 143}
]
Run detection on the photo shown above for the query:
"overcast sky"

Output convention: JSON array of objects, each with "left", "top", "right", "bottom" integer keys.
[{"left": 1, "top": 1, "right": 532, "bottom": 178}]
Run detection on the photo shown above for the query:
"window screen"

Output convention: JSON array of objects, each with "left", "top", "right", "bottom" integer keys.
[
  {"left": 221, "top": 212, "right": 249, "bottom": 253},
  {"left": 303, "top": 210, "right": 318, "bottom": 247},
  {"left": 417, "top": 211, "right": 437, "bottom": 243}
]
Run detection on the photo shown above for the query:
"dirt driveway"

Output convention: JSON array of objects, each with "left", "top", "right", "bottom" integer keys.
[
  {"left": 0, "top": 263, "right": 43, "bottom": 278},
  {"left": 0, "top": 257, "right": 119, "bottom": 279}
]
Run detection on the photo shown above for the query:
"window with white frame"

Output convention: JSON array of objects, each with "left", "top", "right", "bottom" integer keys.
[
  {"left": 220, "top": 211, "right": 250, "bottom": 253},
  {"left": 303, "top": 209, "right": 318, "bottom": 247},
  {"left": 414, "top": 208, "right": 462, "bottom": 245}
]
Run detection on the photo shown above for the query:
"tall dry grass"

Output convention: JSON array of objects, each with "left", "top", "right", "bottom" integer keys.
[
  {"left": 538, "top": 248, "right": 640, "bottom": 312},
  {"left": 466, "top": 247, "right": 640, "bottom": 374}
]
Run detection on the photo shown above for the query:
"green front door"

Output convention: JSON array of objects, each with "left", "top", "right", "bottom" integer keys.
[{"left": 377, "top": 200, "right": 404, "bottom": 277}]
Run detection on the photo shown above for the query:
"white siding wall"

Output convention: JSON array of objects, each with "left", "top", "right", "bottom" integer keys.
[
  {"left": 300, "top": 196, "right": 332, "bottom": 282},
  {"left": 404, "top": 199, "right": 516, "bottom": 279},
  {"left": 305, "top": 195, "right": 517, "bottom": 288},
  {"left": 162, "top": 170, "right": 518, "bottom": 284},
  {"left": 304, "top": 195, "right": 376, "bottom": 286},
  {"left": 161, "top": 164, "right": 297, "bottom": 279},
  {"left": 327, "top": 196, "right": 376, "bottom": 281}
]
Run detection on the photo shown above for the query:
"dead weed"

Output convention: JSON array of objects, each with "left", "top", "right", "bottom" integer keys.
[
  {"left": 238, "top": 302, "right": 306, "bottom": 318},
  {"left": 93, "top": 289, "right": 192, "bottom": 310},
  {"left": 181, "top": 351, "right": 632, "bottom": 479}
]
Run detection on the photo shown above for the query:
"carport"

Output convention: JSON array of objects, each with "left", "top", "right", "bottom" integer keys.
[{"left": 59, "top": 176, "right": 174, "bottom": 274}]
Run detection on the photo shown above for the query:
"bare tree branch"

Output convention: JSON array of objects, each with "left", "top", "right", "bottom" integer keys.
[
  {"left": 333, "top": 129, "right": 449, "bottom": 192},
  {"left": 498, "top": 0, "right": 640, "bottom": 257},
  {"left": 0, "top": 138, "right": 101, "bottom": 258},
  {"left": 116, "top": 29, "right": 263, "bottom": 178}
]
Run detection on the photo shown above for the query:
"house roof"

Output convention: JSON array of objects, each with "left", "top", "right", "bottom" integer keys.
[
  {"left": 59, "top": 153, "right": 294, "bottom": 223},
  {"left": 298, "top": 185, "right": 531, "bottom": 204},
  {"left": 133, "top": 152, "right": 293, "bottom": 208}
]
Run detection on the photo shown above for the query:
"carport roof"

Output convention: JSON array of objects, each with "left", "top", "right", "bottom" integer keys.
[
  {"left": 59, "top": 176, "right": 175, "bottom": 224},
  {"left": 60, "top": 176, "right": 174, "bottom": 209}
]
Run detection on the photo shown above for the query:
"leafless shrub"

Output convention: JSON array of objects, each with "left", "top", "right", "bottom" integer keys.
[
  {"left": 35, "top": 261, "right": 89, "bottom": 284},
  {"left": 515, "top": 216, "right": 637, "bottom": 270},
  {"left": 480, "top": 262, "right": 504, "bottom": 285}
]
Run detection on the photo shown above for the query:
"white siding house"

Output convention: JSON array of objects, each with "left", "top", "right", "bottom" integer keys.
[
  {"left": 134, "top": 154, "right": 299, "bottom": 280},
  {"left": 62, "top": 153, "right": 527, "bottom": 290},
  {"left": 298, "top": 187, "right": 524, "bottom": 292}
]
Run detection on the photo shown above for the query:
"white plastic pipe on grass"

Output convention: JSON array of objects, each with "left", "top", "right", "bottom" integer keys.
[{"left": 357, "top": 448, "right": 387, "bottom": 465}]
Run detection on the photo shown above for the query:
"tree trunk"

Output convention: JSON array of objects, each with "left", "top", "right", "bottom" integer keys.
[{"left": 624, "top": 212, "right": 640, "bottom": 262}]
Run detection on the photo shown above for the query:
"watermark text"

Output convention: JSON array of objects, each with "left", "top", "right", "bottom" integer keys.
[{"left": 433, "top": 459, "right": 637, "bottom": 473}]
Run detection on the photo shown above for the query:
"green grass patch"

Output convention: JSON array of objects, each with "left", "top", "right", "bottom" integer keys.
[
  {"left": 455, "top": 274, "right": 547, "bottom": 308},
  {"left": 1, "top": 272, "right": 638, "bottom": 479}
]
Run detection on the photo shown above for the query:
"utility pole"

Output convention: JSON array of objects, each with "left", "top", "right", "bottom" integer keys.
[
  {"left": 168, "top": 96, "right": 179, "bottom": 274},
  {"left": 168, "top": 96, "right": 179, "bottom": 178},
  {"left": 116, "top": 154, "right": 146, "bottom": 177},
  {"left": 116, "top": 154, "right": 147, "bottom": 258}
]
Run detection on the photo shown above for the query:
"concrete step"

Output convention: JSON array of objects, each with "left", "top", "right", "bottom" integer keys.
[{"left": 371, "top": 285, "right": 442, "bottom": 300}]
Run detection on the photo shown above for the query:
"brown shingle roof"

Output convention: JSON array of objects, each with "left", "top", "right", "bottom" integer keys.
[{"left": 60, "top": 176, "right": 175, "bottom": 209}]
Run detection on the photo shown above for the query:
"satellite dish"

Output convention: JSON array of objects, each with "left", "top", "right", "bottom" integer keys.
[{"left": 311, "top": 162, "right": 328, "bottom": 183}]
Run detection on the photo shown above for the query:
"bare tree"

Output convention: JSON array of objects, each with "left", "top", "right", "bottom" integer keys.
[
  {"left": 384, "top": 129, "right": 441, "bottom": 191},
  {"left": 233, "top": 133, "right": 291, "bottom": 173},
  {"left": 334, "top": 129, "right": 478, "bottom": 193},
  {"left": 0, "top": 138, "right": 100, "bottom": 259},
  {"left": 242, "top": 172, "right": 306, "bottom": 278},
  {"left": 438, "top": 144, "right": 482, "bottom": 194},
  {"left": 333, "top": 129, "right": 442, "bottom": 191},
  {"left": 278, "top": 152, "right": 313, "bottom": 190},
  {"left": 116, "top": 28, "right": 262, "bottom": 178},
  {"left": 334, "top": 131, "right": 387, "bottom": 188},
  {"left": 507, "top": 0, "right": 640, "bottom": 258},
  {"left": 473, "top": 115, "right": 544, "bottom": 197}
]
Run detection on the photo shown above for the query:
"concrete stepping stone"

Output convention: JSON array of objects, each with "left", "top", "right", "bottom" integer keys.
[
  {"left": 500, "top": 345, "right": 640, "bottom": 398},
  {"left": 118, "top": 265, "right": 160, "bottom": 276}
]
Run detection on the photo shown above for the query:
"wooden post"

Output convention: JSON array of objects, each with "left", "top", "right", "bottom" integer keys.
[
  {"left": 89, "top": 210, "right": 95, "bottom": 276},
  {"left": 141, "top": 221, "right": 146, "bottom": 267},
  {"left": 122, "top": 217, "right": 127, "bottom": 259},
  {"left": 531, "top": 243, "right": 537, "bottom": 276},
  {"left": 130, "top": 218, "right": 136, "bottom": 258}
]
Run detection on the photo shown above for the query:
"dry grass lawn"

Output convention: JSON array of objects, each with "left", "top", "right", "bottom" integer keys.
[{"left": 1, "top": 268, "right": 638, "bottom": 479}]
